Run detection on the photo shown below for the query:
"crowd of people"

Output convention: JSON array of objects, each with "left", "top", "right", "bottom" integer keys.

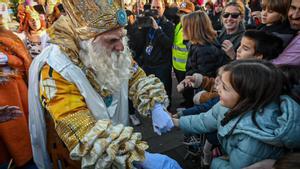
[{"left": 0, "top": 0, "right": 299, "bottom": 169}]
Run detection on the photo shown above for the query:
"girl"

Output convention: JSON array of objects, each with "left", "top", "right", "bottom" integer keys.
[
  {"left": 258, "top": 0, "right": 295, "bottom": 46},
  {"left": 182, "top": 11, "right": 228, "bottom": 78},
  {"left": 173, "top": 60, "right": 300, "bottom": 169},
  {"left": 180, "top": 10, "right": 228, "bottom": 106}
]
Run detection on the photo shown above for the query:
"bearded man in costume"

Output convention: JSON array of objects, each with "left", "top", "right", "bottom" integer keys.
[{"left": 28, "top": 0, "right": 179, "bottom": 169}]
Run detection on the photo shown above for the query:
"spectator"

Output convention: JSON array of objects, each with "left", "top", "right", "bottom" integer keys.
[
  {"left": 183, "top": 11, "right": 228, "bottom": 78},
  {"left": 163, "top": 4, "right": 179, "bottom": 24},
  {"left": 258, "top": 0, "right": 295, "bottom": 46},
  {"left": 173, "top": 59, "right": 300, "bottom": 169},
  {"left": 179, "top": 11, "right": 228, "bottom": 107},
  {"left": 206, "top": 0, "right": 222, "bottom": 30},
  {"left": 272, "top": 0, "right": 300, "bottom": 66},
  {"left": 172, "top": 1, "right": 195, "bottom": 108},
  {"left": 236, "top": 30, "right": 283, "bottom": 60},
  {"left": 140, "top": 0, "right": 175, "bottom": 108},
  {"left": 243, "top": 65, "right": 300, "bottom": 169},
  {"left": 218, "top": 1, "right": 245, "bottom": 59}
]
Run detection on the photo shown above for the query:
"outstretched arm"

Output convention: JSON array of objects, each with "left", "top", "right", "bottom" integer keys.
[
  {"left": 128, "top": 61, "right": 173, "bottom": 135},
  {"left": 39, "top": 64, "right": 148, "bottom": 168}
]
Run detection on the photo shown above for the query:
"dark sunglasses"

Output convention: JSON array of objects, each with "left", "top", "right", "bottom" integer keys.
[{"left": 222, "top": 12, "right": 240, "bottom": 19}]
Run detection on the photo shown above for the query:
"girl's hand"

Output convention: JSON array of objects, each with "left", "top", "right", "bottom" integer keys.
[
  {"left": 172, "top": 113, "right": 179, "bottom": 118},
  {"left": 184, "top": 76, "right": 195, "bottom": 87},
  {"left": 172, "top": 118, "right": 179, "bottom": 127},
  {"left": 180, "top": 76, "right": 195, "bottom": 88}
]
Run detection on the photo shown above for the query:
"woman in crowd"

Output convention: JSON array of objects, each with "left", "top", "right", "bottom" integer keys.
[{"left": 218, "top": 1, "right": 245, "bottom": 59}]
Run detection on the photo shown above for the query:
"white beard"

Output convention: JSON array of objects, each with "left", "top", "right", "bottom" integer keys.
[{"left": 79, "top": 37, "right": 132, "bottom": 93}]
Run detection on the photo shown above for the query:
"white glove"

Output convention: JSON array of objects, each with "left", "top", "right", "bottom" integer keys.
[
  {"left": 151, "top": 103, "right": 174, "bottom": 135},
  {"left": 191, "top": 73, "right": 203, "bottom": 88}
]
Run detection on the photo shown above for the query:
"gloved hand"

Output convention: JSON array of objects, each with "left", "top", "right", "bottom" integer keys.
[
  {"left": 134, "top": 151, "right": 182, "bottom": 169},
  {"left": 191, "top": 73, "right": 203, "bottom": 88},
  {"left": 151, "top": 103, "right": 174, "bottom": 135}
]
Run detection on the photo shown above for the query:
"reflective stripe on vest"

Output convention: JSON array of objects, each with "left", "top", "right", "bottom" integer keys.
[
  {"left": 172, "top": 23, "right": 188, "bottom": 71},
  {"left": 173, "top": 57, "right": 186, "bottom": 63},
  {"left": 172, "top": 45, "right": 188, "bottom": 52}
]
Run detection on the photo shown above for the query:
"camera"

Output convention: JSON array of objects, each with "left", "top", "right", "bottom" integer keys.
[{"left": 137, "top": 9, "right": 159, "bottom": 28}]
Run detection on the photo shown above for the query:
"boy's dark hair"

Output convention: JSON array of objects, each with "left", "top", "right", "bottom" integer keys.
[
  {"left": 278, "top": 65, "right": 300, "bottom": 103},
  {"left": 273, "top": 153, "right": 300, "bottom": 169},
  {"left": 221, "top": 60, "right": 285, "bottom": 127},
  {"left": 244, "top": 30, "right": 283, "bottom": 60}
]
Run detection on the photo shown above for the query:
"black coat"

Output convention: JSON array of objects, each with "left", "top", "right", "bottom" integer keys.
[
  {"left": 141, "top": 16, "right": 175, "bottom": 67},
  {"left": 185, "top": 41, "right": 229, "bottom": 77},
  {"left": 258, "top": 20, "right": 296, "bottom": 47}
]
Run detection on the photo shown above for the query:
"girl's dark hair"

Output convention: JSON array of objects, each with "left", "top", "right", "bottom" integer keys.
[
  {"left": 221, "top": 60, "right": 285, "bottom": 127},
  {"left": 244, "top": 30, "right": 283, "bottom": 60},
  {"left": 278, "top": 65, "right": 300, "bottom": 103}
]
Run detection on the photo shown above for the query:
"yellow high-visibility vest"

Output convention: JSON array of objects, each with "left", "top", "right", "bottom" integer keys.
[{"left": 172, "top": 23, "right": 189, "bottom": 71}]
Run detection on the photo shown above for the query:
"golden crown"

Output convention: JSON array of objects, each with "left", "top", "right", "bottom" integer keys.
[{"left": 61, "top": 0, "right": 127, "bottom": 38}]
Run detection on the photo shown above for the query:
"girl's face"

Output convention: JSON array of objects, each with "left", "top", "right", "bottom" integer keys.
[
  {"left": 261, "top": 7, "right": 282, "bottom": 25},
  {"left": 222, "top": 6, "right": 242, "bottom": 31},
  {"left": 217, "top": 71, "right": 240, "bottom": 108}
]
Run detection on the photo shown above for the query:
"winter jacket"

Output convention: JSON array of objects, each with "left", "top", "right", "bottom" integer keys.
[
  {"left": 185, "top": 42, "right": 229, "bottom": 77},
  {"left": 258, "top": 20, "right": 296, "bottom": 47},
  {"left": 179, "top": 95, "right": 300, "bottom": 169}
]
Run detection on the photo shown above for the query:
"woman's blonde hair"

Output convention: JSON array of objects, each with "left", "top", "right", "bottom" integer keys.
[
  {"left": 223, "top": 0, "right": 245, "bottom": 19},
  {"left": 182, "top": 11, "right": 217, "bottom": 45}
]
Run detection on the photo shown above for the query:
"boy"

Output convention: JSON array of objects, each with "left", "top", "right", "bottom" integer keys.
[{"left": 237, "top": 30, "right": 283, "bottom": 60}]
